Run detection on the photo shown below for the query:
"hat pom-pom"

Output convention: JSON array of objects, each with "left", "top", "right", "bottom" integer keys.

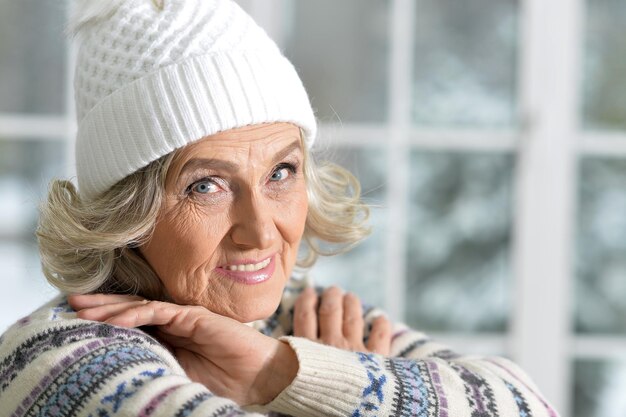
[{"left": 66, "top": 0, "right": 127, "bottom": 37}]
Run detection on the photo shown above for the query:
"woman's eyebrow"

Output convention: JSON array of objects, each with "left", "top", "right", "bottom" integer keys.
[
  {"left": 178, "top": 158, "right": 239, "bottom": 178},
  {"left": 178, "top": 139, "right": 302, "bottom": 179},
  {"left": 271, "top": 140, "right": 302, "bottom": 165}
]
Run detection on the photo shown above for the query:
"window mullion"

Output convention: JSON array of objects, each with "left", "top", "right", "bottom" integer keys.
[
  {"left": 384, "top": 0, "right": 415, "bottom": 321},
  {"left": 580, "top": 132, "right": 626, "bottom": 156},
  {"left": 65, "top": 2, "right": 78, "bottom": 179},
  {"left": 0, "top": 114, "right": 67, "bottom": 139},
  {"left": 512, "top": 0, "right": 584, "bottom": 414}
]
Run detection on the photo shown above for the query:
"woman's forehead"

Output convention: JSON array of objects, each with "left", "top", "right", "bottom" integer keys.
[
  {"left": 170, "top": 123, "right": 303, "bottom": 174},
  {"left": 188, "top": 123, "right": 298, "bottom": 152}
]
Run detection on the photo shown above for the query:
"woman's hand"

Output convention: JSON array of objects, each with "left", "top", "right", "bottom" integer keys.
[
  {"left": 68, "top": 294, "right": 298, "bottom": 406},
  {"left": 293, "top": 286, "right": 392, "bottom": 355}
]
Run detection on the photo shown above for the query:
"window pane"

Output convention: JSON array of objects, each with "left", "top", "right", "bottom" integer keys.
[
  {"left": 0, "top": 0, "right": 67, "bottom": 114},
  {"left": 0, "top": 139, "right": 66, "bottom": 237},
  {"left": 0, "top": 241, "right": 58, "bottom": 333},
  {"left": 583, "top": 0, "right": 626, "bottom": 131},
  {"left": 576, "top": 158, "right": 626, "bottom": 334},
  {"left": 283, "top": 0, "right": 389, "bottom": 123},
  {"left": 573, "top": 359, "right": 626, "bottom": 417},
  {"left": 0, "top": 139, "right": 66, "bottom": 332},
  {"left": 406, "top": 152, "right": 514, "bottom": 332},
  {"left": 308, "top": 147, "right": 387, "bottom": 307},
  {"left": 412, "top": 0, "right": 518, "bottom": 127}
]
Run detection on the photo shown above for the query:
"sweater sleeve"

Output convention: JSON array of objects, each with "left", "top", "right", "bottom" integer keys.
[
  {"left": 257, "top": 335, "right": 559, "bottom": 417},
  {"left": 1, "top": 294, "right": 559, "bottom": 417},
  {"left": 255, "top": 303, "right": 561, "bottom": 417},
  {"left": 0, "top": 315, "right": 272, "bottom": 417}
]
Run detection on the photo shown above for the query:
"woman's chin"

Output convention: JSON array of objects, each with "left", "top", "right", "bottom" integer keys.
[
  {"left": 214, "top": 265, "right": 290, "bottom": 323},
  {"left": 228, "top": 298, "right": 282, "bottom": 323}
]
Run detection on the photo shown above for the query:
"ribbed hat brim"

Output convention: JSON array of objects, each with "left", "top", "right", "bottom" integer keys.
[{"left": 76, "top": 51, "right": 316, "bottom": 200}]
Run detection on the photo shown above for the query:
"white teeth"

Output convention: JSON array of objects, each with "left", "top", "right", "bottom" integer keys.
[{"left": 225, "top": 258, "right": 270, "bottom": 272}]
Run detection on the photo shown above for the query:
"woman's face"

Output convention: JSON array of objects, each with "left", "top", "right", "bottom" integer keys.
[{"left": 140, "top": 122, "right": 308, "bottom": 323}]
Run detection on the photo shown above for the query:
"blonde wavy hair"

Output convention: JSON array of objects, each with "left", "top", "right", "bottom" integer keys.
[{"left": 37, "top": 140, "right": 370, "bottom": 299}]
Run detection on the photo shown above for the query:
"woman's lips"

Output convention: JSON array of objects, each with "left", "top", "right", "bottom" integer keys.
[{"left": 215, "top": 255, "right": 275, "bottom": 285}]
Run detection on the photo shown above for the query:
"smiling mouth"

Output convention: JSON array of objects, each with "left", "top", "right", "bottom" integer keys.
[
  {"left": 215, "top": 255, "right": 276, "bottom": 285},
  {"left": 223, "top": 258, "right": 271, "bottom": 272}
]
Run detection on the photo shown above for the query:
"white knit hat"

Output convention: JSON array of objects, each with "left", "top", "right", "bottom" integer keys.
[{"left": 71, "top": 0, "right": 317, "bottom": 200}]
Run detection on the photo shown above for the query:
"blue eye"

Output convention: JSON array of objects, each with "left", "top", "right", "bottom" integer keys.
[
  {"left": 270, "top": 163, "right": 298, "bottom": 182},
  {"left": 192, "top": 180, "right": 219, "bottom": 194},
  {"left": 270, "top": 167, "right": 290, "bottom": 182}
]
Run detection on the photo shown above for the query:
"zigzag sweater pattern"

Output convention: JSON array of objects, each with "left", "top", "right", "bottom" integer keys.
[{"left": 0, "top": 280, "right": 559, "bottom": 417}]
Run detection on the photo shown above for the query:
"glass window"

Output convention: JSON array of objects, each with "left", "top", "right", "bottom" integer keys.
[
  {"left": 0, "top": 139, "right": 66, "bottom": 331},
  {"left": 307, "top": 147, "right": 387, "bottom": 307},
  {"left": 573, "top": 359, "right": 626, "bottom": 417},
  {"left": 412, "top": 0, "right": 519, "bottom": 127},
  {"left": 405, "top": 151, "right": 514, "bottom": 332},
  {"left": 0, "top": 139, "right": 67, "bottom": 237},
  {"left": 283, "top": 0, "right": 389, "bottom": 123},
  {"left": 0, "top": 0, "right": 67, "bottom": 114},
  {"left": 583, "top": 0, "right": 626, "bottom": 131},
  {"left": 576, "top": 157, "right": 626, "bottom": 334},
  {"left": 0, "top": 241, "right": 58, "bottom": 333}
]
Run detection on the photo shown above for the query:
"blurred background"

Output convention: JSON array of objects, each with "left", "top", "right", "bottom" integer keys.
[{"left": 1, "top": 0, "right": 625, "bottom": 415}]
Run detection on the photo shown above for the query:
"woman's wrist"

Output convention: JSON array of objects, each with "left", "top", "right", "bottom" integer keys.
[{"left": 251, "top": 339, "right": 299, "bottom": 406}]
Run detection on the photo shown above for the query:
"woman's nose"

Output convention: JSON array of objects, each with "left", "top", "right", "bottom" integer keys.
[{"left": 229, "top": 193, "right": 278, "bottom": 250}]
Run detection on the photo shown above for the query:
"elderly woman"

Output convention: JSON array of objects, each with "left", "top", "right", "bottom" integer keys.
[{"left": 0, "top": 1, "right": 558, "bottom": 416}]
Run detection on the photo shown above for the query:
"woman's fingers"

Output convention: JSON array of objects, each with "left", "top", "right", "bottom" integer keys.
[
  {"left": 72, "top": 288, "right": 391, "bottom": 356},
  {"left": 102, "top": 301, "right": 183, "bottom": 329},
  {"left": 293, "top": 287, "right": 318, "bottom": 339},
  {"left": 318, "top": 286, "right": 344, "bottom": 345},
  {"left": 342, "top": 292, "right": 364, "bottom": 345},
  {"left": 293, "top": 288, "right": 318, "bottom": 339},
  {"left": 72, "top": 289, "right": 393, "bottom": 357},
  {"left": 68, "top": 293, "right": 144, "bottom": 310},
  {"left": 366, "top": 316, "right": 392, "bottom": 355},
  {"left": 295, "top": 287, "right": 378, "bottom": 354},
  {"left": 102, "top": 302, "right": 233, "bottom": 343},
  {"left": 75, "top": 299, "right": 150, "bottom": 321}
]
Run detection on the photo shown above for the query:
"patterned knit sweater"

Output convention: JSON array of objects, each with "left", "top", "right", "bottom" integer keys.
[{"left": 0, "top": 279, "right": 559, "bottom": 417}]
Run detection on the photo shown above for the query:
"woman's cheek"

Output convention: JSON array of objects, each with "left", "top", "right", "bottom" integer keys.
[
  {"left": 281, "top": 186, "right": 308, "bottom": 239},
  {"left": 147, "top": 201, "right": 227, "bottom": 278},
  {"left": 167, "top": 203, "right": 230, "bottom": 252},
  {"left": 163, "top": 197, "right": 232, "bottom": 240}
]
